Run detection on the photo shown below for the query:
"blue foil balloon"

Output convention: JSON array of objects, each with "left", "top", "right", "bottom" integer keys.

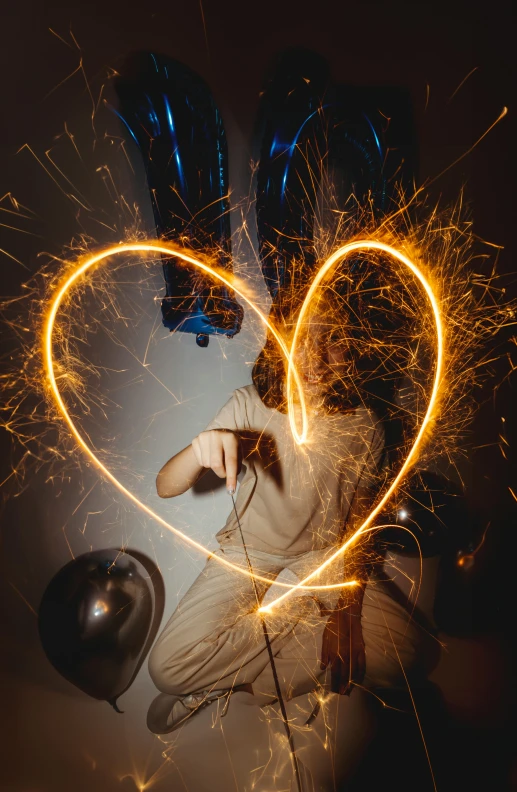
[
  {"left": 112, "top": 53, "right": 243, "bottom": 346},
  {"left": 255, "top": 49, "right": 330, "bottom": 301},
  {"left": 255, "top": 50, "right": 416, "bottom": 304}
]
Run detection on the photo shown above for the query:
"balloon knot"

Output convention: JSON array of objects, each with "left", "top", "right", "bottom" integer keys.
[{"left": 108, "top": 698, "right": 124, "bottom": 714}]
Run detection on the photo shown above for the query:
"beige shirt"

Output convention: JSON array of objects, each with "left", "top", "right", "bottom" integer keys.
[{"left": 205, "top": 385, "right": 385, "bottom": 555}]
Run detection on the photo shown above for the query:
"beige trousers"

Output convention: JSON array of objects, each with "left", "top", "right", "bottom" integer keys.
[{"left": 149, "top": 543, "right": 435, "bottom": 703}]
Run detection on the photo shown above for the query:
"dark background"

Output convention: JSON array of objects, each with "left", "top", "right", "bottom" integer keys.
[{"left": 1, "top": 1, "right": 515, "bottom": 789}]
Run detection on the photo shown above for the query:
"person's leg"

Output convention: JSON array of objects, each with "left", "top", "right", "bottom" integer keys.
[
  {"left": 148, "top": 545, "right": 309, "bottom": 698},
  {"left": 251, "top": 546, "right": 338, "bottom": 703},
  {"left": 360, "top": 579, "right": 438, "bottom": 689},
  {"left": 147, "top": 545, "right": 332, "bottom": 733},
  {"left": 149, "top": 543, "right": 435, "bottom": 733},
  {"left": 262, "top": 547, "right": 437, "bottom": 698}
]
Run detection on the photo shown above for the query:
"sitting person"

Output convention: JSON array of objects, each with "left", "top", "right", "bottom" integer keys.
[{"left": 147, "top": 282, "right": 434, "bottom": 734}]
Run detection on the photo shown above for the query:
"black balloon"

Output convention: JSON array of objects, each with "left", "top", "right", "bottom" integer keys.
[{"left": 38, "top": 550, "right": 163, "bottom": 710}]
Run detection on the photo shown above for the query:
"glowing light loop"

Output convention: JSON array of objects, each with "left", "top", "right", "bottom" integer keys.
[{"left": 43, "top": 240, "right": 443, "bottom": 604}]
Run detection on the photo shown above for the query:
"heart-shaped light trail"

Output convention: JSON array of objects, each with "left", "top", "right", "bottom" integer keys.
[
  {"left": 265, "top": 240, "right": 443, "bottom": 611},
  {"left": 43, "top": 240, "right": 443, "bottom": 606}
]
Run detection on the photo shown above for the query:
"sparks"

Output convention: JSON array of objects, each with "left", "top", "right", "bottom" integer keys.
[
  {"left": 43, "top": 238, "right": 443, "bottom": 605},
  {"left": 265, "top": 240, "right": 444, "bottom": 611}
]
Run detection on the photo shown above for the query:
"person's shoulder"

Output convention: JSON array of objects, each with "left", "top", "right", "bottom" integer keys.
[
  {"left": 233, "top": 384, "right": 276, "bottom": 426},
  {"left": 234, "top": 384, "right": 263, "bottom": 405},
  {"left": 216, "top": 384, "right": 255, "bottom": 404},
  {"left": 228, "top": 384, "right": 265, "bottom": 415},
  {"left": 235, "top": 384, "right": 256, "bottom": 397}
]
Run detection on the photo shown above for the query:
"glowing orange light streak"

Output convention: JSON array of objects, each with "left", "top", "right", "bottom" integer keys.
[
  {"left": 263, "top": 240, "right": 443, "bottom": 611},
  {"left": 43, "top": 241, "right": 344, "bottom": 592},
  {"left": 44, "top": 239, "right": 443, "bottom": 603}
]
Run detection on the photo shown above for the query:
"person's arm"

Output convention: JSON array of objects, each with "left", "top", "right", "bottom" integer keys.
[
  {"left": 156, "top": 429, "right": 241, "bottom": 498},
  {"left": 156, "top": 443, "right": 205, "bottom": 498},
  {"left": 320, "top": 484, "right": 379, "bottom": 694}
]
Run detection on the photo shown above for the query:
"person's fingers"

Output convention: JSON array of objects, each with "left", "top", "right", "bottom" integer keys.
[
  {"left": 330, "top": 633, "right": 344, "bottom": 692},
  {"left": 222, "top": 433, "right": 239, "bottom": 493},
  {"left": 330, "top": 658, "right": 339, "bottom": 693},
  {"left": 356, "top": 643, "right": 367, "bottom": 684},
  {"left": 337, "top": 618, "right": 351, "bottom": 695},
  {"left": 191, "top": 436, "right": 203, "bottom": 467},
  {"left": 196, "top": 432, "right": 212, "bottom": 469},
  {"left": 339, "top": 648, "right": 351, "bottom": 696},
  {"left": 331, "top": 656, "right": 348, "bottom": 695},
  {"left": 320, "top": 632, "right": 329, "bottom": 670},
  {"left": 340, "top": 660, "right": 350, "bottom": 696},
  {"left": 209, "top": 431, "right": 226, "bottom": 478},
  {"left": 343, "top": 649, "right": 363, "bottom": 697}
]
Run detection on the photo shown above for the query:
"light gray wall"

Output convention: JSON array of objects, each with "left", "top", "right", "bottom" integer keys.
[{"left": 0, "top": 80, "right": 274, "bottom": 790}]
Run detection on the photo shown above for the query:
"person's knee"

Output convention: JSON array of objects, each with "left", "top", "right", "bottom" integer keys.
[{"left": 148, "top": 639, "right": 193, "bottom": 695}]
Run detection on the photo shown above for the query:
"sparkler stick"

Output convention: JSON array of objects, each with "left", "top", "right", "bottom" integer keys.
[{"left": 230, "top": 493, "right": 303, "bottom": 792}]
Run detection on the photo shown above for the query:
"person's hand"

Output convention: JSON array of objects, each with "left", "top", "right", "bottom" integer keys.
[
  {"left": 192, "top": 430, "right": 241, "bottom": 494},
  {"left": 320, "top": 591, "right": 366, "bottom": 695}
]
